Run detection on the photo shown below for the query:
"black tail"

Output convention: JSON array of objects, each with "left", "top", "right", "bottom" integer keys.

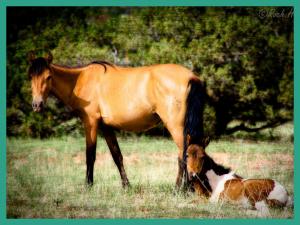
[{"left": 183, "top": 78, "right": 206, "bottom": 184}]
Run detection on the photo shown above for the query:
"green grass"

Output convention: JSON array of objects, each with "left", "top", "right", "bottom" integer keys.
[{"left": 6, "top": 123, "right": 294, "bottom": 218}]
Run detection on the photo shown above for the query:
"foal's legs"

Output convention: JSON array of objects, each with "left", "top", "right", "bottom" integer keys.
[
  {"left": 83, "top": 117, "right": 98, "bottom": 186},
  {"left": 254, "top": 201, "right": 271, "bottom": 217},
  {"left": 101, "top": 124, "right": 130, "bottom": 188}
]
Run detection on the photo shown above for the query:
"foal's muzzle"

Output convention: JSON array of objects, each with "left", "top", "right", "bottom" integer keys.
[
  {"left": 32, "top": 99, "right": 44, "bottom": 112},
  {"left": 188, "top": 172, "right": 197, "bottom": 181}
]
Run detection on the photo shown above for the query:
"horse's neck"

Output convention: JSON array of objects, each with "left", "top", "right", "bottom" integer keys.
[{"left": 50, "top": 64, "right": 81, "bottom": 106}]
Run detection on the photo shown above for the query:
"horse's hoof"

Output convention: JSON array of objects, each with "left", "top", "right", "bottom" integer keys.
[{"left": 122, "top": 181, "right": 131, "bottom": 189}]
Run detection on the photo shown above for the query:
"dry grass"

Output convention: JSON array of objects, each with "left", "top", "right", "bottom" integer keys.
[{"left": 6, "top": 124, "right": 294, "bottom": 218}]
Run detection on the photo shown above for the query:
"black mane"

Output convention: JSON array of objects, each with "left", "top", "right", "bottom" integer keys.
[
  {"left": 53, "top": 60, "right": 114, "bottom": 72},
  {"left": 91, "top": 60, "right": 115, "bottom": 73},
  {"left": 28, "top": 59, "right": 114, "bottom": 77},
  {"left": 203, "top": 155, "right": 232, "bottom": 176}
]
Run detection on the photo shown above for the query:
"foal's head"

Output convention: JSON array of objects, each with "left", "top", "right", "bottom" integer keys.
[
  {"left": 27, "top": 51, "right": 53, "bottom": 112},
  {"left": 186, "top": 135, "right": 210, "bottom": 181}
]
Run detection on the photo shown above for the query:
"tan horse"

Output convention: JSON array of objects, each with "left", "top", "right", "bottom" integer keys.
[
  {"left": 27, "top": 51, "right": 205, "bottom": 188},
  {"left": 186, "top": 136, "right": 293, "bottom": 216}
]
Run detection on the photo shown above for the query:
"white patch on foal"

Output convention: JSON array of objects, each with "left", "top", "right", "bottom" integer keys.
[
  {"left": 267, "top": 180, "right": 288, "bottom": 204},
  {"left": 206, "top": 169, "right": 236, "bottom": 203}
]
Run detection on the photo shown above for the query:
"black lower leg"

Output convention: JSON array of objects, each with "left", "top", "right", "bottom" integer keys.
[
  {"left": 102, "top": 125, "right": 130, "bottom": 188},
  {"left": 86, "top": 145, "right": 96, "bottom": 185},
  {"left": 111, "top": 149, "right": 130, "bottom": 187}
]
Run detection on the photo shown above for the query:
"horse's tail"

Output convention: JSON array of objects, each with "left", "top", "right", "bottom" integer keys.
[{"left": 183, "top": 78, "right": 206, "bottom": 175}]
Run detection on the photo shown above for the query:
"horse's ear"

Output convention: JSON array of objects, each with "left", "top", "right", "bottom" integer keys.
[
  {"left": 27, "top": 51, "right": 35, "bottom": 65},
  {"left": 202, "top": 136, "right": 210, "bottom": 148},
  {"left": 45, "top": 51, "right": 53, "bottom": 64},
  {"left": 186, "top": 134, "right": 191, "bottom": 146}
]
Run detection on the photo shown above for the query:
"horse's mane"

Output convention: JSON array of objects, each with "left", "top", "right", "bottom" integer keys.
[
  {"left": 202, "top": 154, "right": 232, "bottom": 177},
  {"left": 28, "top": 58, "right": 114, "bottom": 77},
  {"left": 91, "top": 60, "right": 115, "bottom": 73},
  {"left": 53, "top": 60, "right": 115, "bottom": 73}
]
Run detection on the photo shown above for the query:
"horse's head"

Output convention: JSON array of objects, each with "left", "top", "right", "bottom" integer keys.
[
  {"left": 27, "top": 51, "right": 53, "bottom": 112},
  {"left": 186, "top": 135, "right": 210, "bottom": 181}
]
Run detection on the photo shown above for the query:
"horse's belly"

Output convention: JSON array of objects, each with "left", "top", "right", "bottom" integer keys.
[
  {"left": 102, "top": 112, "right": 160, "bottom": 132},
  {"left": 99, "top": 72, "right": 161, "bottom": 131}
]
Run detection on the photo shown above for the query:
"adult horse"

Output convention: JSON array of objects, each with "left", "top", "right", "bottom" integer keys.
[{"left": 27, "top": 51, "right": 205, "bottom": 188}]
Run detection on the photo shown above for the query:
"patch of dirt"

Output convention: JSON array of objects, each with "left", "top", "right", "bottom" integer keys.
[
  {"left": 246, "top": 153, "right": 293, "bottom": 171},
  {"left": 31, "top": 148, "right": 57, "bottom": 153},
  {"left": 47, "top": 157, "right": 57, "bottom": 164},
  {"left": 125, "top": 154, "right": 140, "bottom": 165},
  {"left": 211, "top": 152, "right": 293, "bottom": 174},
  {"left": 149, "top": 152, "right": 175, "bottom": 162},
  {"left": 72, "top": 152, "right": 142, "bottom": 165},
  {"left": 72, "top": 151, "right": 293, "bottom": 175},
  {"left": 210, "top": 153, "right": 230, "bottom": 165},
  {"left": 72, "top": 152, "right": 111, "bottom": 165},
  {"left": 72, "top": 152, "right": 176, "bottom": 166}
]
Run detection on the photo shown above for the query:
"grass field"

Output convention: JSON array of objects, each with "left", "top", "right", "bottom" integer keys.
[{"left": 6, "top": 123, "right": 294, "bottom": 218}]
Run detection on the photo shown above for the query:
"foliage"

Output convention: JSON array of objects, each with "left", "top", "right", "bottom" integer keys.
[{"left": 7, "top": 7, "right": 293, "bottom": 137}]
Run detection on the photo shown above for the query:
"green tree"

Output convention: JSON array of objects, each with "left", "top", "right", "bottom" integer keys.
[{"left": 7, "top": 7, "right": 293, "bottom": 137}]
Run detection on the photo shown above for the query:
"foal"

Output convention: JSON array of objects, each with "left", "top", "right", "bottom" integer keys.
[{"left": 186, "top": 136, "right": 292, "bottom": 216}]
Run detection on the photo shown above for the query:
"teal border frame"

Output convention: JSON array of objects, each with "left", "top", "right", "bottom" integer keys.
[{"left": 0, "top": 0, "right": 298, "bottom": 224}]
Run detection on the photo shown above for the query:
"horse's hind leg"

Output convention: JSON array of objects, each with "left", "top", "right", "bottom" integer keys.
[{"left": 101, "top": 124, "right": 130, "bottom": 188}]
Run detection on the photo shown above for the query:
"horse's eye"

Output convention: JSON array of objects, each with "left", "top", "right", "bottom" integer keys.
[{"left": 46, "top": 76, "right": 52, "bottom": 81}]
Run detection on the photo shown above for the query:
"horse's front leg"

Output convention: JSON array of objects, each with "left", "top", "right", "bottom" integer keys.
[
  {"left": 166, "top": 125, "right": 186, "bottom": 190},
  {"left": 101, "top": 124, "right": 130, "bottom": 188},
  {"left": 83, "top": 117, "right": 98, "bottom": 186}
]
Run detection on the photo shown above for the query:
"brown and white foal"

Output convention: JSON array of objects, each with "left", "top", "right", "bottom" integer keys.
[{"left": 186, "top": 136, "right": 292, "bottom": 216}]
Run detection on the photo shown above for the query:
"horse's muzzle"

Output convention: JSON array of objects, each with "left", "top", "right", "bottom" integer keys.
[{"left": 32, "top": 100, "right": 44, "bottom": 112}]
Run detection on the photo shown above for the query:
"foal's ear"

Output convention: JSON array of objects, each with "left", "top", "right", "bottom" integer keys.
[
  {"left": 202, "top": 136, "right": 210, "bottom": 148},
  {"left": 27, "top": 51, "right": 36, "bottom": 65},
  {"left": 45, "top": 51, "right": 53, "bottom": 64},
  {"left": 186, "top": 134, "right": 191, "bottom": 146}
]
